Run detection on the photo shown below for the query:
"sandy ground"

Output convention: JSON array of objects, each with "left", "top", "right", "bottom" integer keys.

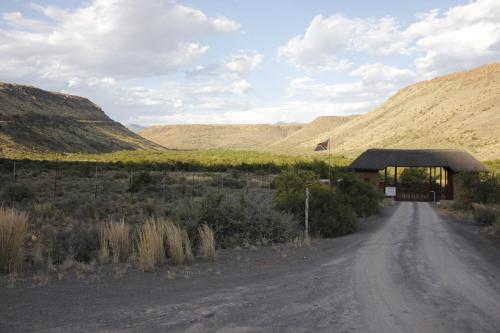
[{"left": 1, "top": 202, "right": 500, "bottom": 332}]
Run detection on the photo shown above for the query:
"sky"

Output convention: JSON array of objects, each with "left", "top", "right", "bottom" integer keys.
[{"left": 0, "top": 0, "right": 499, "bottom": 125}]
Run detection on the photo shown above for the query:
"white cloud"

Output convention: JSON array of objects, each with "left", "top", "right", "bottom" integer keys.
[
  {"left": 225, "top": 51, "right": 264, "bottom": 75},
  {"left": 0, "top": 0, "right": 240, "bottom": 81},
  {"left": 407, "top": 0, "right": 500, "bottom": 76},
  {"left": 279, "top": 0, "right": 500, "bottom": 76},
  {"left": 278, "top": 14, "right": 409, "bottom": 72},
  {"left": 289, "top": 63, "right": 415, "bottom": 100}
]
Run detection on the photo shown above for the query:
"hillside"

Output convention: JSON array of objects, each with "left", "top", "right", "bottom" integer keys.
[
  {"left": 267, "top": 63, "right": 500, "bottom": 160},
  {"left": 268, "top": 115, "right": 359, "bottom": 154},
  {"left": 140, "top": 124, "right": 303, "bottom": 150},
  {"left": 0, "top": 83, "right": 162, "bottom": 155}
]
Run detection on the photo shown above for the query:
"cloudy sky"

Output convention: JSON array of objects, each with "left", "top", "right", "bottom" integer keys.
[{"left": 1, "top": 0, "right": 499, "bottom": 125}]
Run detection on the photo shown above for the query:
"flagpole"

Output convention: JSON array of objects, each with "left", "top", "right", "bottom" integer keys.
[{"left": 328, "top": 137, "right": 331, "bottom": 183}]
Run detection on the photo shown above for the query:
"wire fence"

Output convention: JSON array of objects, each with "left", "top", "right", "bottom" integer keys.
[{"left": 0, "top": 161, "right": 276, "bottom": 223}]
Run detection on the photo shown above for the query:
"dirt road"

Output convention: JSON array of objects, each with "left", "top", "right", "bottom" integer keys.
[{"left": 2, "top": 202, "right": 500, "bottom": 332}]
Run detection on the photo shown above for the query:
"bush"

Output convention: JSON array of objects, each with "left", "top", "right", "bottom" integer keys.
[
  {"left": 41, "top": 225, "right": 70, "bottom": 264},
  {"left": 32, "top": 202, "right": 54, "bottom": 219},
  {"left": 129, "top": 171, "right": 153, "bottom": 193},
  {"left": 473, "top": 205, "right": 498, "bottom": 227},
  {"left": 0, "top": 207, "right": 28, "bottom": 272},
  {"left": 186, "top": 191, "right": 300, "bottom": 248},
  {"left": 273, "top": 167, "right": 381, "bottom": 238},
  {"left": 69, "top": 223, "right": 98, "bottom": 262},
  {"left": 308, "top": 184, "right": 358, "bottom": 237},
  {"left": 400, "top": 168, "right": 428, "bottom": 184},
  {"left": 1, "top": 183, "right": 34, "bottom": 203},
  {"left": 457, "top": 173, "right": 500, "bottom": 207}
]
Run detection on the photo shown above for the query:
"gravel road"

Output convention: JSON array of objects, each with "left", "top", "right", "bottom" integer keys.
[{"left": 2, "top": 202, "right": 500, "bottom": 332}]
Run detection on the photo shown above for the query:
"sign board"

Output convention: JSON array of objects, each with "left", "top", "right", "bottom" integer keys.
[{"left": 385, "top": 186, "right": 396, "bottom": 197}]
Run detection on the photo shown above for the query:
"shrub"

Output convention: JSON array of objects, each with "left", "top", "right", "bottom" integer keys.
[
  {"left": 308, "top": 184, "right": 358, "bottom": 237},
  {"left": 335, "top": 173, "right": 382, "bottom": 217},
  {"left": 137, "top": 218, "right": 165, "bottom": 271},
  {"left": 32, "top": 202, "right": 54, "bottom": 219},
  {"left": 1, "top": 183, "right": 34, "bottom": 203},
  {"left": 273, "top": 167, "right": 379, "bottom": 238},
  {"left": 129, "top": 171, "right": 153, "bottom": 193},
  {"left": 198, "top": 224, "right": 215, "bottom": 260},
  {"left": 41, "top": 225, "right": 70, "bottom": 264},
  {"left": 457, "top": 173, "right": 500, "bottom": 207},
  {"left": 0, "top": 207, "right": 28, "bottom": 273},
  {"left": 187, "top": 191, "right": 300, "bottom": 248},
  {"left": 473, "top": 205, "right": 498, "bottom": 227},
  {"left": 69, "top": 223, "right": 98, "bottom": 263},
  {"left": 400, "top": 168, "right": 428, "bottom": 184}
]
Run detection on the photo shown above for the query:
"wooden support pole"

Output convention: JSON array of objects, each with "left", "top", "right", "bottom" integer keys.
[
  {"left": 305, "top": 186, "right": 310, "bottom": 238},
  {"left": 394, "top": 166, "right": 398, "bottom": 185},
  {"left": 384, "top": 167, "right": 387, "bottom": 187},
  {"left": 13, "top": 162, "right": 16, "bottom": 183}
]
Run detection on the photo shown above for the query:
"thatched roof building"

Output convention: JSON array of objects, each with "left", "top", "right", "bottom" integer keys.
[{"left": 349, "top": 149, "right": 488, "bottom": 172}]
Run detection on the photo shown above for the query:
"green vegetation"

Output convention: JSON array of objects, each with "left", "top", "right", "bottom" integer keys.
[
  {"left": 399, "top": 168, "right": 429, "bottom": 184},
  {"left": 273, "top": 166, "right": 382, "bottom": 238},
  {"left": 484, "top": 159, "right": 500, "bottom": 173},
  {"left": 1, "top": 149, "right": 350, "bottom": 173}
]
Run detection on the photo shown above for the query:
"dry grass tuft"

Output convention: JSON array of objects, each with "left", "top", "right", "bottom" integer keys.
[
  {"left": 137, "top": 218, "right": 165, "bottom": 272},
  {"left": 98, "top": 225, "right": 110, "bottom": 264},
  {"left": 182, "top": 229, "right": 194, "bottom": 261},
  {"left": 0, "top": 207, "right": 29, "bottom": 273},
  {"left": 107, "top": 221, "right": 130, "bottom": 264},
  {"left": 160, "top": 221, "right": 185, "bottom": 266},
  {"left": 288, "top": 235, "right": 311, "bottom": 248},
  {"left": 198, "top": 224, "right": 216, "bottom": 260}
]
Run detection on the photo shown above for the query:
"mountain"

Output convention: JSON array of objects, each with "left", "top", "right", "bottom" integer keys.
[
  {"left": 267, "top": 63, "right": 500, "bottom": 160},
  {"left": 0, "top": 83, "right": 162, "bottom": 155},
  {"left": 125, "top": 124, "right": 146, "bottom": 133},
  {"left": 268, "top": 115, "right": 359, "bottom": 154},
  {"left": 140, "top": 124, "right": 303, "bottom": 150}
]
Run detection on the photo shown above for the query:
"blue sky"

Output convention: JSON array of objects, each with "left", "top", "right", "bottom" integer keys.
[{"left": 1, "top": 0, "right": 499, "bottom": 125}]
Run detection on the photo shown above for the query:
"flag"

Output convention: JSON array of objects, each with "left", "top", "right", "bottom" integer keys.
[{"left": 314, "top": 138, "right": 330, "bottom": 151}]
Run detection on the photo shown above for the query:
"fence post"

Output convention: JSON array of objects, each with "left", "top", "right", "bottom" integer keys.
[
  {"left": 162, "top": 169, "right": 166, "bottom": 204},
  {"left": 53, "top": 169, "right": 58, "bottom": 200},
  {"left": 94, "top": 166, "right": 98, "bottom": 199},
  {"left": 13, "top": 161, "right": 16, "bottom": 183}
]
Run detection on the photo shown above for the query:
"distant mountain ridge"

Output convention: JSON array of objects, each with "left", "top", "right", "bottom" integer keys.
[
  {"left": 139, "top": 124, "right": 303, "bottom": 150},
  {"left": 0, "top": 83, "right": 162, "bottom": 155}
]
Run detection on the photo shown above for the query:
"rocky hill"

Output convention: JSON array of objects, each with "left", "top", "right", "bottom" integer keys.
[
  {"left": 0, "top": 83, "right": 162, "bottom": 155},
  {"left": 267, "top": 63, "right": 500, "bottom": 160},
  {"left": 140, "top": 124, "right": 303, "bottom": 150}
]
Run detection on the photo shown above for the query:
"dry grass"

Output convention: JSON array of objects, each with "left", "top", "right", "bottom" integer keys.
[
  {"left": 107, "top": 221, "right": 130, "bottom": 264},
  {"left": 198, "top": 224, "right": 216, "bottom": 260},
  {"left": 182, "top": 229, "right": 194, "bottom": 261},
  {"left": 137, "top": 218, "right": 165, "bottom": 272},
  {"left": 33, "top": 242, "right": 44, "bottom": 265},
  {"left": 0, "top": 207, "right": 29, "bottom": 273},
  {"left": 160, "top": 221, "right": 185, "bottom": 266},
  {"left": 98, "top": 225, "right": 110, "bottom": 264},
  {"left": 290, "top": 235, "right": 311, "bottom": 248}
]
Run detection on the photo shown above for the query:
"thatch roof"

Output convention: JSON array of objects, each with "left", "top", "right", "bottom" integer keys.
[{"left": 349, "top": 149, "right": 488, "bottom": 172}]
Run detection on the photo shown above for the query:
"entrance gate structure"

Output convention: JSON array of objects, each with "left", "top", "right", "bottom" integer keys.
[{"left": 349, "top": 149, "right": 488, "bottom": 201}]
